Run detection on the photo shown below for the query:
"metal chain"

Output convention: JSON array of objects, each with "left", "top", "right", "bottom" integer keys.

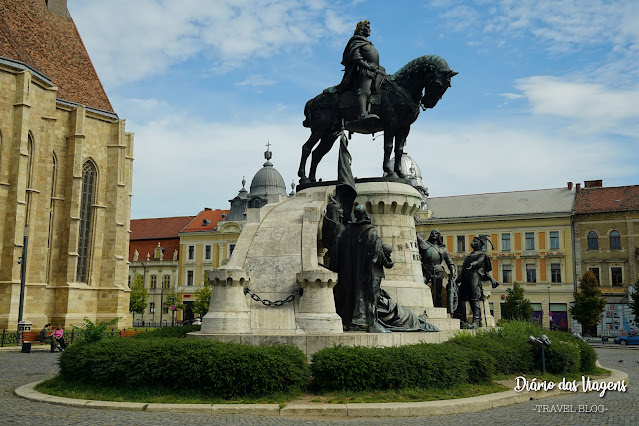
[{"left": 243, "top": 287, "right": 303, "bottom": 307}]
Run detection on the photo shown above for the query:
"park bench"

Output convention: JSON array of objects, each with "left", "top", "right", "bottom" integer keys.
[
  {"left": 120, "top": 330, "right": 144, "bottom": 338},
  {"left": 21, "top": 331, "right": 48, "bottom": 353}
]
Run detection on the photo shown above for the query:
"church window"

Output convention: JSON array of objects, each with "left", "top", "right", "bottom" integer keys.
[{"left": 76, "top": 160, "right": 96, "bottom": 283}]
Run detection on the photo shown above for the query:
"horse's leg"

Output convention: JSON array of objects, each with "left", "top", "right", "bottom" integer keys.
[
  {"left": 393, "top": 127, "right": 410, "bottom": 178},
  {"left": 309, "top": 131, "right": 336, "bottom": 182},
  {"left": 383, "top": 128, "right": 397, "bottom": 178},
  {"left": 298, "top": 131, "right": 321, "bottom": 183}
]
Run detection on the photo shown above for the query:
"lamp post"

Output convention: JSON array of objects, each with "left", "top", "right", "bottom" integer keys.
[
  {"left": 17, "top": 225, "right": 32, "bottom": 337},
  {"left": 547, "top": 284, "right": 552, "bottom": 330}
]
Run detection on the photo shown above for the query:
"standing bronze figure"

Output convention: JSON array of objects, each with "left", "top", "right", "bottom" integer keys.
[
  {"left": 297, "top": 20, "right": 457, "bottom": 184},
  {"left": 454, "top": 235, "right": 499, "bottom": 327},
  {"left": 418, "top": 230, "right": 456, "bottom": 309},
  {"left": 330, "top": 205, "right": 392, "bottom": 333}
]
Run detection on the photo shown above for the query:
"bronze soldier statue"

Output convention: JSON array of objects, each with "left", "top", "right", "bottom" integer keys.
[
  {"left": 418, "top": 230, "right": 456, "bottom": 309},
  {"left": 454, "top": 235, "right": 499, "bottom": 328},
  {"left": 338, "top": 20, "right": 383, "bottom": 121}
]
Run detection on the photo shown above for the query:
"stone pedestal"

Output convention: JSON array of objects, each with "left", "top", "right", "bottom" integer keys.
[
  {"left": 295, "top": 270, "right": 342, "bottom": 334},
  {"left": 354, "top": 181, "right": 433, "bottom": 314},
  {"left": 201, "top": 269, "right": 251, "bottom": 334}
]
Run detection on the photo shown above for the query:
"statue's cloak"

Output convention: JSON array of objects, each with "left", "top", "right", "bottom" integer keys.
[{"left": 337, "top": 35, "right": 373, "bottom": 92}]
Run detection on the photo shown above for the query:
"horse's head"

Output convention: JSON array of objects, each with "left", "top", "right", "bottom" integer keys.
[{"left": 422, "top": 68, "right": 457, "bottom": 109}]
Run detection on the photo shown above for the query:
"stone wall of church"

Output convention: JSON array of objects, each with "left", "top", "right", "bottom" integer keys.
[{"left": 0, "top": 66, "right": 133, "bottom": 329}]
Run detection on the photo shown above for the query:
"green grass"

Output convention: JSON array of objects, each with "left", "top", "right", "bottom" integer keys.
[
  {"left": 35, "top": 376, "right": 508, "bottom": 405},
  {"left": 308, "top": 382, "right": 509, "bottom": 404},
  {"left": 35, "top": 377, "right": 301, "bottom": 405}
]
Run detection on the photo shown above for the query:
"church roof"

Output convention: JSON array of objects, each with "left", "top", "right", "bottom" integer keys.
[
  {"left": 0, "top": 0, "right": 114, "bottom": 112},
  {"left": 427, "top": 187, "right": 576, "bottom": 220},
  {"left": 249, "top": 149, "right": 287, "bottom": 199}
]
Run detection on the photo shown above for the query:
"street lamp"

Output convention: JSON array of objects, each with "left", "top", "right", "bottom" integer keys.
[
  {"left": 547, "top": 284, "right": 552, "bottom": 330},
  {"left": 17, "top": 225, "right": 30, "bottom": 335}
]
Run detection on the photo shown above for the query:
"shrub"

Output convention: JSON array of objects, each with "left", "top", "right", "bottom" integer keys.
[
  {"left": 59, "top": 338, "right": 309, "bottom": 398},
  {"left": 447, "top": 333, "right": 525, "bottom": 374},
  {"left": 310, "top": 343, "right": 494, "bottom": 391},
  {"left": 543, "top": 340, "right": 581, "bottom": 374},
  {"left": 133, "top": 325, "right": 200, "bottom": 339}
]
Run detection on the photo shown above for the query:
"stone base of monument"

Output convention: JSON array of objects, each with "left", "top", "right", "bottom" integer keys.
[
  {"left": 195, "top": 179, "right": 461, "bottom": 349},
  {"left": 191, "top": 329, "right": 469, "bottom": 358}
]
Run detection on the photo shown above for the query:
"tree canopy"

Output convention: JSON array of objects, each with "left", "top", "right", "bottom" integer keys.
[
  {"left": 501, "top": 282, "right": 533, "bottom": 322},
  {"left": 570, "top": 270, "right": 606, "bottom": 331},
  {"left": 128, "top": 273, "right": 148, "bottom": 315}
]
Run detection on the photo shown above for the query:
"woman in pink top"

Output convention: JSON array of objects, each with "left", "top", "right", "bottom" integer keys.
[{"left": 53, "top": 325, "right": 66, "bottom": 350}]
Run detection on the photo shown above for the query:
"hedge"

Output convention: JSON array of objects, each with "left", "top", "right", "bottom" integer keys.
[
  {"left": 59, "top": 338, "right": 309, "bottom": 398},
  {"left": 310, "top": 342, "right": 495, "bottom": 391},
  {"left": 133, "top": 325, "right": 200, "bottom": 339}
]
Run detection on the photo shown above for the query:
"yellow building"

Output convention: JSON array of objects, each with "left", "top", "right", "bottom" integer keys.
[
  {"left": 0, "top": 0, "right": 133, "bottom": 329},
  {"left": 572, "top": 180, "right": 639, "bottom": 336},
  {"left": 417, "top": 184, "right": 577, "bottom": 330}
]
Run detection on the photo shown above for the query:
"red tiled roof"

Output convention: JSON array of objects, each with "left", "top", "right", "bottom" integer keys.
[
  {"left": 130, "top": 216, "right": 195, "bottom": 240},
  {"left": 181, "top": 209, "right": 230, "bottom": 233},
  {"left": 0, "top": 0, "right": 113, "bottom": 112},
  {"left": 573, "top": 185, "right": 639, "bottom": 214},
  {"left": 129, "top": 238, "right": 180, "bottom": 263}
]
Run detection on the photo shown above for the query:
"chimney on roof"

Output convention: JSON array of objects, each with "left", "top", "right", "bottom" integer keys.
[
  {"left": 46, "top": 0, "right": 70, "bottom": 17},
  {"left": 584, "top": 179, "right": 603, "bottom": 188},
  {"left": 575, "top": 183, "right": 581, "bottom": 194},
  {"left": 204, "top": 207, "right": 212, "bottom": 211},
  {"left": 567, "top": 182, "right": 573, "bottom": 190}
]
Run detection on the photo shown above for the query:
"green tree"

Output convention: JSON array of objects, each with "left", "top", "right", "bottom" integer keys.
[
  {"left": 128, "top": 273, "right": 148, "bottom": 323},
  {"left": 628, "top": 277, "right": 639, "bottom": 319},
  {"left": 570, "top": 270, "right": 606, "bottom": 336},
  {"left": 163, "top": 288, "right": 185, "bottom": 326},
  {"left": 193, "top": 277, "right": 212, "bottom": 317},
  {"left": 501, "top": 282, "right": 533, "bottom": 321}
]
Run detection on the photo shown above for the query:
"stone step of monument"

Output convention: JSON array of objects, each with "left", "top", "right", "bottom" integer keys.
[
  {"left": 422, "top": 307, "right": 449, "bottom": 319},
  {"left": 424, "top": 318, "right": 461, "bottom": 331}
]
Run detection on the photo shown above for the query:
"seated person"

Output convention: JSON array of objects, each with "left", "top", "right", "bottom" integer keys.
[
  {"left": 52, "top": 324, "right": 66, "bottom": 350},
  {"left": 39, "top": 323, "right": 61, "bottom": 352}
]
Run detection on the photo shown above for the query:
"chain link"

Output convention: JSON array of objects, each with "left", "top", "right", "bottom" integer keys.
[{"left": 243, "top": 287, "right": 303, "bottom": 307}]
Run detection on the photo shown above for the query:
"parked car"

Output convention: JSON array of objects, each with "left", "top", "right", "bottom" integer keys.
[
  {"left": 614, "top": 333, "right": 639, "bottom": 345},
  {"left": 182, "top": 317, "right": 202, "bottom": 326}
]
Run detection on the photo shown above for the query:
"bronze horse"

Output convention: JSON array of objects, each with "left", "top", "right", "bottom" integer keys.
[{"left": 298, "top": 55, "right": 457, "bottom": 184}]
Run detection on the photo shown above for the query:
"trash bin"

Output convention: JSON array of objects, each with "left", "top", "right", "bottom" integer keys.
[{"left": 21, "top": 342, "right": 32, "bottom": 353}]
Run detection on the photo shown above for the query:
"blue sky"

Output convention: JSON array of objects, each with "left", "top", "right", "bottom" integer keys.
[{"left": 67, "top": 1, "right": 639, "bottom": 219}]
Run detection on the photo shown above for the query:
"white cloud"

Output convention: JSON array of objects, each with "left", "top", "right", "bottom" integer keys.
[
  {"left": 513, "top": 76, "right": 639, "bottom": 134},
  {"left": 234, "top": 75, "right": 277, "bottom": 87},
  {"left": 68, "top": 0, "right": 351, "bottom": 88}
]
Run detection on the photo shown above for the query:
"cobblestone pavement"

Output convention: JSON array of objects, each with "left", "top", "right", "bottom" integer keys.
[{"left": 1, "top": 347, "right": 637, "bottom": 425}]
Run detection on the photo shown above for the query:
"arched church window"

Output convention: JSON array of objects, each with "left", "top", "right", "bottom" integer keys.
[
  {"left": 77, "top": 160, "right": 97, "bottom": 283},
  {"left": 587, "top": 231, "right": 598, "bottom": 250},
  {"left": 609, "top": 230, "right": 621, "bottom": 250}
]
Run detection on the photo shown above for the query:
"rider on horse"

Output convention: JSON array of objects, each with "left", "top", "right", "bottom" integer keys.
[{"left": 337, "top": 20, "right": 383, "bottom": 121}]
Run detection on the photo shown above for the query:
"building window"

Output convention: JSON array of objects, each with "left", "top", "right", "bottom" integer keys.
[
  {"left": 76, "top": 160, "right": 96, "bottom": 283},
  {"left": 188, "top": 245, "right": 194, "bottom": 260},
  {"left": 456, "top": 236, "right": 465, "bottom": 253},
  {"left": 526, "top": 264, "right": 536, "bottom": 283},
  {"left": 611, "top": 267, "right": 623, "bottom": 286},
  {"left": 205, "top": 245, "right": 211, "bottom": 260},
  {"left": 502, "top": 264, "right": 512, "bottom": 283},
  {"left": 162, "top": 274, "right": 170, "bottom": 288},
  {"left": 589, "top": 267, "right": 600, "bottom": 284},
  {"left": 549, "top": 231, "right": 560, "bottom": 250},
  {"left": 551, "top": 263, "right": 561, "bottom": 283},
  {"left": 150, "top": 274, "right": 157, "bottom": 289},
  {"left": 609, "top": 230, "right": 621, "bottom": 250},
  {"left": 501, "top": 233, "right": 511, "bottom": 251},
  {"left": 230, "top": 244, "right": 236, "bottom": 255},
  {"left": 525, "top": 232, "right": 535, "bottom": 250},
  {"left": 187, "top": 270, "right": 194, "bottom": 286},
  {"left": 587, "top": 231, "right": 598, "bottom": 250},
  {"left": 149, "top": 302, "right": 155, "bottom": 314}
]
